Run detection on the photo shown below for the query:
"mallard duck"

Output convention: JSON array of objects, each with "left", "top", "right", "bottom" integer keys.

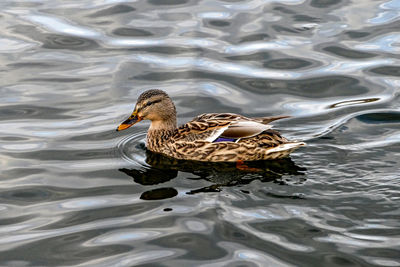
[{"left": 116, "top": 89, "right": 305, "bottom": 162}]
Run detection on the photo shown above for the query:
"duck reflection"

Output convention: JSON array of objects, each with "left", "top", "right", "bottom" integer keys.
[{"left": 119, "top": 150, "right": 306, "bottom": 200}]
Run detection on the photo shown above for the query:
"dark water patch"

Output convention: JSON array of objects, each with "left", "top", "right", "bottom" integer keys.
[
  {"left": 359, "top": 248, "right": 400, "bottom": 261},
  {"left": 322, "top": 254, "right": 366, "bottom": 266},
  {"left": 42, "top": 34, "right": 98, "bottom": 50},
  {"left": 92, "top": 20, "right": 113, "bottom": 26},
  {"left": 341, "top": 20, "right": 400, "bottom": 42},
  {"left": 148, "top": 0, "right": 190, "bottom": 6},
  {"left": 159, "top": 12, "right": 192, "bottom": 21},
  {"left": 120, "top": 168, "right": 178, "bottom": 186},
  {"left": 112, "top": 27, "right": 153, "bottom": 37},
  {"left": 241, "top": 76, "right": 367, "bottom": 97},
  {"left": 0, "top": 230, "right": 132, "bottom": 266},
  {"left": 2, "top": 168, "right": 44, "bottom": 179},
  {"left": 238, "top": 33, "right": 270, "bottom": 43},
  {"left": 7, "top": 62, "right": 58, "bottom": 68},
  {"left": 41, "top": 202, "right": 157, "bottom": 230},
  {"left": 151, "top": 233, "right": 227, "bottom": 260},
  {"left": 0, "top": 187, "right": 54, "bottom": 205},
  {"left": 322, "top": 45, "right": 377, "bottom": 59},
  {"left": 226, "top": 52, "right": 272, "bottom": 62},
  {"left": 310, "top": 0, "right": 343, "bottom": 8},
  {"left": 344, "top": 31, "right": 370, "bottom": 39},
  {"left": 356, "top": 112, "right": 400, "bottom": 124},
  {"left": 207, "top": 20, "right": 231, "bottom": 27},
  {"left": 0, "top": 215, "right": 35, "bottom": 226},
  {"left": 127, "top": 45, "right": 204, "bottom": 55},
  {"left": 187, "top": 185, "right": 222, "bottom": 194},
  {"left": 88, "top": 4, "right": 136, "bottom": 17},
  {"left": 263, "top": 58, "right": 314, "bottom": 69},
  {"left": 251, "top": 218, "right": 323, "bottom": 242},
  {"left": 263, "top": 191, "right": 306, "bottom": 199},
  {"left": 140, "top": 187, "right": 178, "bottom": 200},
  {"left": 369, "top": 66, "right": 400, "bottom": 77},
  {"left": 272, "top": 25, "right": 303, "bottom": 34},
  {"left": 349, "top": 227, "right": 400, "bottom": 236},
  {"left": 293, "top": 14, "right": 321, "bottom": 22},
  {"left": 273, "top": 6, "right": 296, "bottom": 14},
  {"left": 180, "top": 30, "right": 214, "bottom": 38},
  {"left": 0, "top": 136, "right": 30, "bottom": 141},
  {"left": 0, "top": 105, "right": 75, "bottom": 120}
]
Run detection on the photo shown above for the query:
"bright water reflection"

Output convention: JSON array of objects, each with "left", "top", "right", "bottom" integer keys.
[{"left": 1, "top": 0, "right": 400, "bottom": 266}]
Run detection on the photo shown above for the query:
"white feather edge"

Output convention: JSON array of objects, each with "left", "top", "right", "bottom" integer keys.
[
  {"left": 205, "top": 121, "right": 274, "bottom": 143},
  {"left": 229, "top": 120, "right": 273, "bottom": 131},
  {"left": 204, "top": 125, "right": 230, "bottom": 142},
  {"left": 266, "top": 142, "right": 306, "bottom": 153},
  {"left": 221, "top": 121, "right": 273, "bottom": 139}
]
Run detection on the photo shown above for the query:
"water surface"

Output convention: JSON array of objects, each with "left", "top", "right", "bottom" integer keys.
[{"left": 1, "top": 0, "right": 400, "bottom": 266}]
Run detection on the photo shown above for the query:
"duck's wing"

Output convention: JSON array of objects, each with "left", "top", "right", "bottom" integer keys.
[
  {"left": 195, "top": 113, "right": 290, "bottom": 124},
  {"left": 174, "top": 113, "right": 288, "bottom": 143},
  {"left": 173, "top": 117, "right": 231, "bottom": 142}
]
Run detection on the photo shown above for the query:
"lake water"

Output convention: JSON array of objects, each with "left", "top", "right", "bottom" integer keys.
[{"left": 1, "top": 0, "right": 400, "bottom": 266}]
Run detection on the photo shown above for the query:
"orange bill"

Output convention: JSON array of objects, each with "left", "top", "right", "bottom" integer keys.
[{"left": 116, "top": 111, "right": 142, "bottom": 131}]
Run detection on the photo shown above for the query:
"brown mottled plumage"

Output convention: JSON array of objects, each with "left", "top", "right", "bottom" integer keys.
[{"left": 117, "top": 89, "right": 305, "bottom": 162}]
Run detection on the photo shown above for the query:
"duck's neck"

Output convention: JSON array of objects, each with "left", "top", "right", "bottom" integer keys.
[{"left": 147, "top": 119, "right": 177, "bottom": 152}]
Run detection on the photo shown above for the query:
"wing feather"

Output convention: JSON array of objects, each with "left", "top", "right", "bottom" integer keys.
[
  {"left": 173, "top": 113, "right": 289, "bottom": 143},
  {"left": 221, "top": 121, "right": 271, "bottom": 139}
]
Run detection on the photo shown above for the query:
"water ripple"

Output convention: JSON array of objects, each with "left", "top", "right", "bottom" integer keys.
[{"left": 1, "top": 0, "right": 400, "bottom": 266}]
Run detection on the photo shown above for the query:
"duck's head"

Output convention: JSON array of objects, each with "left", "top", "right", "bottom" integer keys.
[{"left": 116, "top": 89, "right": 176, "bottom": 131}]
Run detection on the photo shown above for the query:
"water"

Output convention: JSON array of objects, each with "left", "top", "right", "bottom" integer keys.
[{"left": 1, "top": 0, "right": 400, "bottom": 266}]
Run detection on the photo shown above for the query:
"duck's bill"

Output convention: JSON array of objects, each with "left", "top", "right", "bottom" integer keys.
[{"left": 116, "top": 112, "right": 141, "bottom": 131}]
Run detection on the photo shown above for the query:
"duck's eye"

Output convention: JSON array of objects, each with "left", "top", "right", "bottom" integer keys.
[{"left": 144, "top": 99, "right": 161, "bottom": 108}]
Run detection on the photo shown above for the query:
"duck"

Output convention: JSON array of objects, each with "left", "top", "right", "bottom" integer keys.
[{"left": 116, "top": 89, "right": 305, "bottom": 162}]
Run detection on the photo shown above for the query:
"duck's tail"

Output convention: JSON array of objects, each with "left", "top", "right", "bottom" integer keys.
[{"left": 264, "top": 141, "right": 306, "bottom": 159}]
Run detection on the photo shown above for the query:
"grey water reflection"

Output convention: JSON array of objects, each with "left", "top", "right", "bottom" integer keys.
[
  {"left": 120, "top": 148, "right": 306, "bottom": 200},
  {"left": 1, "top": 0, "right": 400, "bottom": 266}
]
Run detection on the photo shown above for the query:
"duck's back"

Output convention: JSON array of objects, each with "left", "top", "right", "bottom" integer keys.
[{"left": 158, "top": 113, "right": 305, "bottom": 162}]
